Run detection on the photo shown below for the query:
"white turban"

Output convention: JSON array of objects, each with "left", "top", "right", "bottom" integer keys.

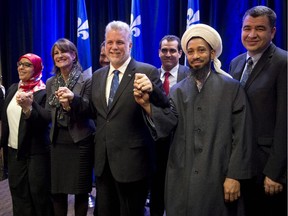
[{"left": 181, "top": 24, "right": 232, "bottom": 78}]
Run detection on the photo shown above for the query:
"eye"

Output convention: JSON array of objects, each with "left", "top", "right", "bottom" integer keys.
[
  {"left": 17, "top": 62, "right": 33, "bottom": 68},
  {"left": 161, "top": 48, "right": 168, "bottom": 54}
]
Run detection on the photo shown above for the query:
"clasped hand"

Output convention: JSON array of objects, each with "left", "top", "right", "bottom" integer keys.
[
  {"left": 133, "top": 73, "right": 152, "bottom": 115},
  {"left": 16, "top": 91, "right": 33, "bottom": 112},
  {"left": 55, "top": 87, "right": 74, "bottom": 109}
]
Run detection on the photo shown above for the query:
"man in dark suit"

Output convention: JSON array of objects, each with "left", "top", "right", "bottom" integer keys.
[
  {"left": 65, "top": 20, "right": 168, "bottom": 216},
  {"left": 229, "top": 6, "right": 287, "bottom": 216},
  {"left": 149, "top": 35, "right": 190, "bottom": 216}
]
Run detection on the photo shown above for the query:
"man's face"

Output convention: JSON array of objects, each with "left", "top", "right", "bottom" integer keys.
[
  {"left": 105, "top": 29, "right": 132, "bottom": 69},
  {"left": 241, "top": 15, "right": 276, "bottom": 56},
  {"left": 186, "top": 37, "right": 214, "bottom": 70},
  {"left": 159, "top": 39, "right": 182, "bottom": 71}
]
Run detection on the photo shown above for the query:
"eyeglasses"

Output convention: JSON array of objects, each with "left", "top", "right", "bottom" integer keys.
[
  {"left": 17, "top": 62, "right": 33, "bottom": 68},
  {"left": 160, "top": 48, "right": 178, "bottom": 54}
]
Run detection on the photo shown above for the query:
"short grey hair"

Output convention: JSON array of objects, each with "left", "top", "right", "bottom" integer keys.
[{"left": 105, "top": 21, "right": 132, "bottom": 42}]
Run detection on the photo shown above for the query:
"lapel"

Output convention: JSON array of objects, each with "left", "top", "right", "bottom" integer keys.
[
  {"left": 177, "top": 65, "right": 189, "bottom": 82},
  {"left": 99, "top": 67, "right": 110, "bottom": 112},
  {"left": 107, "top": 59, "right": 137, "bottom": 111},
  {"left": 73, "top": 73, "right": 86, "bottom": 95},
  {"left": 233, "top": 55, "right": 246, "bottom": 81},
  {"left": 245, "top": 43, "right": 275, "bottom": 89},
  {"left": 6, "top": 84, "right": 18, "bottom": 105}
]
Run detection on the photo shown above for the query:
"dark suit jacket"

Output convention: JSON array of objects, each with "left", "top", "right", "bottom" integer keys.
[
  {"left": 73, "top": 58, "right": 168, "bottom": 183},
  {"left": 229, "top": 43, "right": 287, "bottom": 184},
  {"left": 45, "top": 73, "right": 95, "bottom": 144},
  {"left": 1, "top": 84, "right": 50, "bottom": 158}
]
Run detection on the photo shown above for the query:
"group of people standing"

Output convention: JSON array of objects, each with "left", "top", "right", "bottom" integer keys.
[{"left": 0, "top": 5, "right": 286, "bottom": 216}]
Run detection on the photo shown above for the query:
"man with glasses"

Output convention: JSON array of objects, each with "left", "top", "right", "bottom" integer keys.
[{"left": 149, "top": 35, "right": 190, "bottom": 216}]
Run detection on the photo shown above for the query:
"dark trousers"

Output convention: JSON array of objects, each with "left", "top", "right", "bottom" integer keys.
[
  {"left": 8, "top": 147, "right": 53, "bottom": 216},
  {"left": 150, "top": 138, "right": 170, "bottom": 216},
  {"left": 94, "top": 162, "right": 149, "bottom": 216}
]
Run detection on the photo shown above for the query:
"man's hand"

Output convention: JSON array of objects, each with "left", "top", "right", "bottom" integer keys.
[
  {"left": 223, "top": 178, "right": 240, "bottom": 202},
  {"left": 264, "top": 176, "right": 283, "bottom": 195},
  {"left": 133, "top": 73, "right": 152, "bottom": 115},
  {"left": 133, "top": 73, "right": 153, "bottom": 93}
]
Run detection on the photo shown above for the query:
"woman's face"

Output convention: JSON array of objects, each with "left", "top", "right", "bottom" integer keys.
[
  {"left": 53, "top": 46, "right": 76, "bottom": 70},
  {"left": 17, "top": 58, "right": 34, "bottom": 82}
]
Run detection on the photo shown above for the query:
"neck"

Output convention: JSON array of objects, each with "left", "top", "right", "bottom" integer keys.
[{"left": 60, "top": 65, "right": 73, "bottom": 81}]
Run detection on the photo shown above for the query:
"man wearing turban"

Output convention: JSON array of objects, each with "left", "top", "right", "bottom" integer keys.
[{"left": 134, "top": 24, "right": 254, "bottom": 216}]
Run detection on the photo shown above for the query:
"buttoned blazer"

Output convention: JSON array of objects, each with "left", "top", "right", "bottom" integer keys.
[
  {"left": 229, "top": 43, "right": 287, "bottom": 183},
  {"left": 1, "top": 84, "right": 50, "bottom": 158},
  {"left": 78, "top": 58, "right": 168, "bottom": 182},
  {"left": 46, "top": 73, "right": 95, "bottom": 144}
]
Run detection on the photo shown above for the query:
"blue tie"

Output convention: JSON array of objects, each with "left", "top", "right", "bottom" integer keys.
[
  {"left": 108, "top": 70, "right": 120, "bottom": 107},
  {"left": 240, "top": 57, "right": 253, "bottom": 86}
]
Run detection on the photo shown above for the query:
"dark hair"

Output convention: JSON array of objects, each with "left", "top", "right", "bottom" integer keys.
[
  {"left": 159, "top": 35, "right": 181, "bottom": 51},
  {"left": 243, "top": 6, "right": 276, "bottom": 28},
  {"left": 51, "top": 38, "right": 82, "bottom": 74},
  {"left": 100, "top": 41, "right": 105, "bottom": 49}
]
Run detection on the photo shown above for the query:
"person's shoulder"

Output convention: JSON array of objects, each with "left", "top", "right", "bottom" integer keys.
[
  {"left": 178, "top": 64, "right": 190, "bottom": 72},
  {"left": 230, "top": 53, "right": 246, "bottom": 64},
  {"left": 132, "top": 59, "right": 157, "bottom": 70},
  {"left": 274, "top": 45, "right": 288, "bottom": 57},
  {"left": 214, "top": 71, "right": 239, "bottom": 85},
  {"left": 92, "top": 66, "right": 108, "bottom": 78},
  {"left": 33, "top": 89, "right": 46, "bottom": 98},
  {"left": 7, "top": 83, "right": 18, "bottom": 91},
  {"left": 46, "top": 75, "right": 55, "bottom": 84}
]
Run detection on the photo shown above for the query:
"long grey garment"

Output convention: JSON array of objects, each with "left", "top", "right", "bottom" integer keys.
[{"left": 150, "top": 72, "right": 255, "bottom": 216}]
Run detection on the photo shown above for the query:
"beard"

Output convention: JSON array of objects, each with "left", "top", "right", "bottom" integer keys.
[{"left": 190, "top": 63, "right": 210, "bottom": 81}]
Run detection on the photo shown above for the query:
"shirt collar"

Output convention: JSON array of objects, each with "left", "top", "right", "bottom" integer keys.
[
  {"left": 109, "top": 56, "right": 131, "bottom": 76},
  {"left": 161, "top": 64, "right": 179, "bottom": 78}
]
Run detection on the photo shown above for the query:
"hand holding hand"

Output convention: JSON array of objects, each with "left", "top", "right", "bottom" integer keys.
[
  {"left": 16, "top": 91, "right": 33, "bottom": 112},
  {"left": 56, "top": 87, "right": 74, "bottom": 111},
  {"left": 133, "top": 73, "right": 152, "bottom": 115},
  {"left": 133, "top": 73, "right": 153, "bottom": 93}
]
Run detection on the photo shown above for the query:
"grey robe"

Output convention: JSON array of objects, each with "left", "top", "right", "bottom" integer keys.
[{"left": 150, "top": 72, "right": 254, "bottom": 216}]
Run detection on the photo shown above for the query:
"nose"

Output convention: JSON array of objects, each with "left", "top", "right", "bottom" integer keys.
[
  {"left": 192, "top": 51, "right": 200, "bottom": 59},
  {"left": 111, "top": 42, "right": 118, "bottom": 49},
  {"left": 248, "top": 29, "right": 257, "bottom": 38},
  {"left": 166, "top": 52, "right": 171, "bottom": 57}
]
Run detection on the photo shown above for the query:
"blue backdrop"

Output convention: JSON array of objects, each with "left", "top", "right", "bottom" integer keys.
[{"left": 0, "top": 0, "right": 286, "bottom": 87}]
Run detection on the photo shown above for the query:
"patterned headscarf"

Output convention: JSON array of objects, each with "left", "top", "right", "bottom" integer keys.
[
  {"left": 181, "top": 24, "right": 232, "bottom": 78},
  {"left": 18, "top": 53, "right": 46, "bottom": 92}
]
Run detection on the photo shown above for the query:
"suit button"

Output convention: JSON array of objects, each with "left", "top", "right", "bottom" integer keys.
[{"left": 197, "top": 107, "right": 202, "bottom": 111}]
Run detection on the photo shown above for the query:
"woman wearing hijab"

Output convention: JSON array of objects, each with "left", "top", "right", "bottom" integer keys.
[
  {"left": 0, "top": 53, "right": 53, "bottom": 216},
  {"left": 47, "top": 38, "right": 95, "bottom": 216}
]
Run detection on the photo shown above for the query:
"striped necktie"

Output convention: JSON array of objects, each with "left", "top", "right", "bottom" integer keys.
[
  {"left": 240, "top": 57, "right": 253, "bottom": 86},
  {"left": 108, "top": 70, "right": 120, "bottom": 107}
]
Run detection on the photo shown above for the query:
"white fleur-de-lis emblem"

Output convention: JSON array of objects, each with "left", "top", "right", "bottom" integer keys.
[
  {"left": 78, "top": 17, "right": 89, "bottom": 40},
  {"left": 130, "top": 14, "right": 141, "bottom": 37},
  {"left": 187, "top": 8, "right": 200, "bottom": 28}
]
